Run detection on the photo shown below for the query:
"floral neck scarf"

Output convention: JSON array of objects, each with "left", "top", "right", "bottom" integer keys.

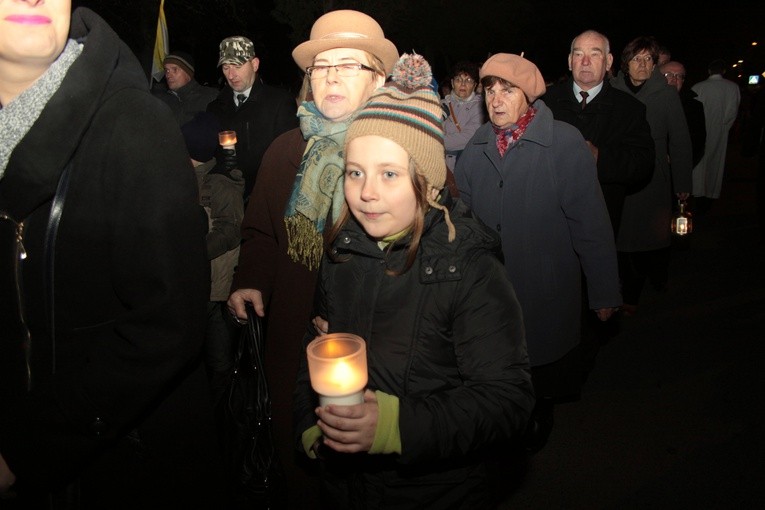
[{"left": 493, "top": 106, "right": 537, "bottom": 157}]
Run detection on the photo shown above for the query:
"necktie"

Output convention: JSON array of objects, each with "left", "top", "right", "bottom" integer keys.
[
  {"left": 237, "top": 93, "right": 247, "bottom": 107},
  {"left": 580, "top": 91, "right": 589, "bottom": 110}
]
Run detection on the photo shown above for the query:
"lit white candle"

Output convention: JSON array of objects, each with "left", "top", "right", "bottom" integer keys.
[{"left": 307, "top": 333, "right": 367, "bottom": 406}]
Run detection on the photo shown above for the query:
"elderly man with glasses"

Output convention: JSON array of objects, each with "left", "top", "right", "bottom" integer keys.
[{"left": 660, "top": 60, "right": 707, "bottom": 167}]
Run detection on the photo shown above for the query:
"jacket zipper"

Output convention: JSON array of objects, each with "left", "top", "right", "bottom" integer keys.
[{"left": 1, "top": 211, "right": 33, "bottom": 391}]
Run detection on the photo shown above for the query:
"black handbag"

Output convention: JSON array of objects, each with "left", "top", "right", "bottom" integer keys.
[{"left": 223, "top": 305, "right": 284, "bottom": 508}]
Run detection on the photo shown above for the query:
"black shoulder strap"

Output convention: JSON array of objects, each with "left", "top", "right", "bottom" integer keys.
[{"left": 44, "top": 161, "right": 73, "bottom": 375}]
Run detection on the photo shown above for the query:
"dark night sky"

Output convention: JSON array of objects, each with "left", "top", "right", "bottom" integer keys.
[{"left": 74, "top": 1, "right": 765, "bottom": 93}]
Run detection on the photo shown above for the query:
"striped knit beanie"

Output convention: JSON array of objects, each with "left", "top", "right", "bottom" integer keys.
[{"left": 346, "top": 52, "right": 455, "bottom": 241}]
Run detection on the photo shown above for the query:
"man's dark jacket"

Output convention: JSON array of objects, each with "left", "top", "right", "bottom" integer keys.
[
  {"left": 152, "top": 78, "right": 219, "bottom": 127},
  {"left": 543, "top": 78, "right": 655, "bottom": 233},
  {"left": 207, "top": 80, "right": 297, "bottom": 198}
]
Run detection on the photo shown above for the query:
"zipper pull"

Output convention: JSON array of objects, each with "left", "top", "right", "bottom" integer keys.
[
  {"left": 1, "top": 212, "right": 27, "bottom": 260},
  {"left": 17, "top": 226, "right": 27, "bottom": 260},
  {"left": 15, "top": 219, "right": 27, "bottom": 260}
]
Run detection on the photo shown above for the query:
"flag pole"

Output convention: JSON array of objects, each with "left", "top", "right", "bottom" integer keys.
[{"left": 150, "top": 0, "right": 169, "bottom": 88}]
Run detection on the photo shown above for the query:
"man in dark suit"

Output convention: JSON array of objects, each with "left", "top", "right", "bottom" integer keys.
[
  {"left": 207, "top": 36, "right": 298, "bottom": 200},
  {"left": 543, "top": 29, "right": 655, "bottom": 235},
  {"left": 542, "top": 29, "right": 655, "bottom": 383}
]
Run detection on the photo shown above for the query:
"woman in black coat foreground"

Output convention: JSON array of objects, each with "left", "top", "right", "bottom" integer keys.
[{"left": 0, "top": 3, "right": 225, "bottom": 508}]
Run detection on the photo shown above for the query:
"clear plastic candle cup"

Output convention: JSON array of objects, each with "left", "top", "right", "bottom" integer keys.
[
  {"left": 218, "top": 130, "right": 237, "bottom": 150},
  {"left": 306, "top": 333, "right": 367, "bottom": 406}
]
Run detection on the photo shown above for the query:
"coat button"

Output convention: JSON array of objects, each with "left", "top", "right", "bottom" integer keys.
[
  {"left": 424, "top": 266, "right": 433, "bottom": 275},
  {"left": 342, "top": 236, "right": 351, "bottom": 244},
  {"left": 90, "top": 417, "right": 107, "bottom": 436},
  {"left": 499, "top": 181, "right": 504, "bottom": 188},
  {"left": 448, "top": 265, "right": 456, "bottom": 273}
]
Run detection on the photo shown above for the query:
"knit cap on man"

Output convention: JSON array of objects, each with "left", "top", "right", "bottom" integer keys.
[
  {"left": 164, "top": 50, "right": 195, "bottom": 78},
  {"left": 346, "top": 52, "right": 455, "bottom": 241}
]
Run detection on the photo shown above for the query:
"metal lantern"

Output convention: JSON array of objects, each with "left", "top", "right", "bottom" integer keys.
[{"left": 671, "top": 199, "right": 693, "bottom": 236}]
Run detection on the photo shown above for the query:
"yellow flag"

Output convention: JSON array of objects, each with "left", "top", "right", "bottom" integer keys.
[{"left": 151, "top": 0, "right": 169, "bottom": 82}]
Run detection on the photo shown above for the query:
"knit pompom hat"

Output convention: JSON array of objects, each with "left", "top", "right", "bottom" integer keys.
[{"left": 346, "top": 52, "right": 455, "bottom": 242}]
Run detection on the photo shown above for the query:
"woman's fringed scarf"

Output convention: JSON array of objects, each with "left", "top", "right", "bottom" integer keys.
[
  {"left": 0, "top": 39, "right": 83, "bottom": 178},
  {"left": 284, "top": 102, "right": 356, "bottom": 270}
]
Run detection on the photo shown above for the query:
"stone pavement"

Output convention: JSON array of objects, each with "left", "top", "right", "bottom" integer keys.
[{"left": 498, "top": 139, "right": 765, "bottom": 509}]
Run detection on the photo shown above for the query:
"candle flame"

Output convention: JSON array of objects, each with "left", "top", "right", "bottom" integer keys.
[{"left": 329, "top": 361, "right": 355, "bottom": 387}]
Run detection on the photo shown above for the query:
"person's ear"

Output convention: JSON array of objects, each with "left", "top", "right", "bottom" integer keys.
[{"left": 250, "top": 57, "right": 260, "bottom": 74}]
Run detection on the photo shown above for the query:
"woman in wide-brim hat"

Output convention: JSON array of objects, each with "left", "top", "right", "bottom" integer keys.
[{"left": 227, "top": 9, "right": 399, "bottom": 508}]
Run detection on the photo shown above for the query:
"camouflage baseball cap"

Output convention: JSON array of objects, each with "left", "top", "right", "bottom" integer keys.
[{"left": 218, "top": 36, "right": 256, "bottom": 66}]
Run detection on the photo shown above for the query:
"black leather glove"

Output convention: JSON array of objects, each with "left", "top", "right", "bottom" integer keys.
[{"left": 214, "top": 146, "right": 238, "bottom": 174}]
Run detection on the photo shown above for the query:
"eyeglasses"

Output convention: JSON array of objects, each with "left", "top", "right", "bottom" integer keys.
[
  {"left": 663, "top": 72, "right": 686, "bottom": 80},
  {"left": 305, "top": 62, "right": 375, "bottom": 79},
  {"left": 453, "top": 77, "right": 475, "bottom": 85},
  {"left": 629, "top": 55, "right": 654, "bottom": 64}
]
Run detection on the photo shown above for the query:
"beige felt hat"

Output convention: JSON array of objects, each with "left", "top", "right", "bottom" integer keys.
[{"left": 292, "top": 10, "right": 399, "bottom": 74}]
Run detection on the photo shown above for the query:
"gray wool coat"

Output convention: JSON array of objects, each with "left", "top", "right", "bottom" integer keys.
[
  {"left": 454, "top": 100, "right": 621, "bottom": 367},
  {"left": 611, "top": 69, "right": 693, "bottom": 251}
]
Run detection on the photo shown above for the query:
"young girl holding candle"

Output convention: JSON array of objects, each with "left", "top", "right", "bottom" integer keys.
[{"left": 293, "top": 53, "right": 535, "bottom": 509}]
